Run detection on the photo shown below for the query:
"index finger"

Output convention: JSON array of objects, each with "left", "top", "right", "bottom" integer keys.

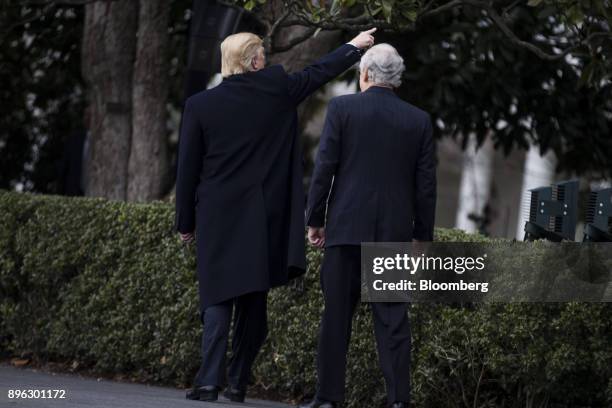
[{"left": 363, "top": 27, "right": 377, "bottom": 35}]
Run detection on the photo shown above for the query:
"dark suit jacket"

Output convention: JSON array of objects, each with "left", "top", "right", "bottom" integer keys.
[
  {"left": 175, "top": 44, "right": 362, "bottom": 310},
  {"left": 306, "top": 86, "right": 436, "bottom": 245}
]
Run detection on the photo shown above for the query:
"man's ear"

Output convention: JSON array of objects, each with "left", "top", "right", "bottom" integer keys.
[{"left": 359, "top": 69, "right": 368, "bottom": 84}]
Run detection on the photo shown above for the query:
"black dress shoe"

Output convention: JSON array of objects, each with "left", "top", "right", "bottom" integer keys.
[
  {"left": 298, "top": 398, "right": 338, "bottom": 408},
  {"left": 185, "top": 385, "right": 219, "bottom": 401},
  {"left": 223, "top": 386, "right": 246, "bottom": 403},
  {"left": 389, "top": 402, "right": 408, "bottom": 408}
]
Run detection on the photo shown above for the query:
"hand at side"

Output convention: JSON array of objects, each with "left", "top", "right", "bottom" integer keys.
[
  {"left": 180, "top": 232, "right": 195, "bottom": 244},
  {"left": 308, "top": 227, "right": 326, "bottom": 248}
]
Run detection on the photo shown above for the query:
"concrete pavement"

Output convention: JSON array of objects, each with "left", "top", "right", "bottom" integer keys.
[{"left": 0, "top": 364, "right": 291, "bottom": 408}]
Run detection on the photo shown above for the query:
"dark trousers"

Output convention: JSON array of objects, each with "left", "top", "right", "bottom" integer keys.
[
  {"left": 316, "top": 246, "right": 411, "bottom": 404},
  {"left": 193, "top": 290, "right": 268, "bottom": 390}
]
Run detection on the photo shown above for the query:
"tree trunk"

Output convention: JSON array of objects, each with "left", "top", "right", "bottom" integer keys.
[
  {"left": 128, "top": 0, "right": 170, "bottom": 202},
  {"left": 268, "top": 27, "right": 344, "bottom": 130},
  {"left": 82, "top": 1, "right": 137, "bottom": 200},
  {"left": 268, "top": 28, "right": 342, "bottom": 73}
]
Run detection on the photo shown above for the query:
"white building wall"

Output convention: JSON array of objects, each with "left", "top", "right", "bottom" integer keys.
[{"left": 455, "top": 135, "right": 495, "bottom": 233}]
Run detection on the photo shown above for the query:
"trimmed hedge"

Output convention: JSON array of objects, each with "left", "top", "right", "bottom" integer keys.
[{"left": 0, "top": 190, "right": 611, "bottom": 407}]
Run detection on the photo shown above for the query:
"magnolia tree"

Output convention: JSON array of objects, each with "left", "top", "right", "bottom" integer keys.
[
  {"left": 248, "top": 0, "right": 612, "bottom": 177},
  {"left": 0, "top": 0, "right": 610, "bottom": 198}
]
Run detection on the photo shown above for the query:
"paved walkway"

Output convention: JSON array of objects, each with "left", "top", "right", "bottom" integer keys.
[{"left": 0, "top": 364, "right": 291, "bottom": 408}]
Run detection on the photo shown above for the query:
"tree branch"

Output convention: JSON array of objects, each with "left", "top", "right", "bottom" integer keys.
[
  {"left": 1, "top": 3, "right": 54, "bottom": 33},
  {"left": 502, "top": 0, "right": 523, "bottom": 17},
  {"left": 217, "top": 0, "right": 268, "bottom": 32},
  {"left": 268, "top": 9, "right": 291, "bottom": 38},
  {"left": 418, "top": 0, "right": 467, "bottom": 20},
  {"left": 0, "top": 3, "right": 58, "bottom": 45},
  {"left": 14, "top": 0, "right": 612, "bottom": 63},
  {"left": 482, "top": 1, "right": 601, "bottom": 60},
  {"left": 271, "top": 26, "right": 317, "bottom": 53},
  {"left": 20, "top": 0, "right": 107, "bottom": 5},
  {"left": 417, "top": 0, "right": 609, "bottom": 60}
]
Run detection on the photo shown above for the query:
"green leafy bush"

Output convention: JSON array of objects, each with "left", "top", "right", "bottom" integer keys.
[{"left": 1, "top": 191, "right": 610, "bottom": 407}]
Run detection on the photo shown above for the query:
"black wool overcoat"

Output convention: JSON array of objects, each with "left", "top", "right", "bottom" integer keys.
[{"left": 175, "top": 43, "right": 362, "bottom": 311}]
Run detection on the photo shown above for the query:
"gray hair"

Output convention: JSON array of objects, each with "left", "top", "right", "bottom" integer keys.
[{"left": 359, "top": 43, "right": 405, "bottom": 88}]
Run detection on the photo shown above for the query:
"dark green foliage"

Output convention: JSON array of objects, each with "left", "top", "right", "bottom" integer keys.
[
  {"left": 1, "top": 191, "right": 611, "bottom": 407},
  {"left": 0, "top": 4, "right": 85, "bottom": 192},
  {"left": 390, "top": 4, "right": 612, "bottom": 178}
]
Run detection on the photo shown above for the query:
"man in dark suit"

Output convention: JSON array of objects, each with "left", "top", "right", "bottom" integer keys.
[
  {"left": 302, "top": 43, "right": 437, "bottom": 408},
  {"left": 175, "top": 29, "right": 376, "bottom": 403}
]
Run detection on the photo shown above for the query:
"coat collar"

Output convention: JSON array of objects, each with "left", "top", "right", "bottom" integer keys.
[
  {"left": 364, "top": 85, "right": 396, "bottom": 95},
  {"left": 222, "top": 66, "right": 271, "bottom": 81}
]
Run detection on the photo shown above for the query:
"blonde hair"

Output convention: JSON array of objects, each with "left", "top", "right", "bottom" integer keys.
[{"left": 220, "top": 32, "right": 264, "bottom": 77}]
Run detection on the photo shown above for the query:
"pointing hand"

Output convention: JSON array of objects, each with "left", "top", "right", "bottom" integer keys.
[{"left": 348, "top": 28, "right": 377, "bottom": 50}]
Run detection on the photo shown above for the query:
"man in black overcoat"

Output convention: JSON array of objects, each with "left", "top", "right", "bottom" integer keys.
[
  {"left": 302, "top": 44, "right": 437, "bottom": 408},
  {"left": 175, "top": 29, "right": 376, "bottom": 402}
]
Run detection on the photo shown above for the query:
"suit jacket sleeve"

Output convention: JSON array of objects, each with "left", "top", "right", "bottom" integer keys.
[
  {"left": 306, "top": 99, "right": 342, "bottom": 227},
  {"left": 287, "top": 44, "right": 362, "bottom": 105},
  {"left": 175, "top": 99, "right": 204, "bottom": 234},
  {"left": 413, "top": 116, "right": 437, "bottom": 241}
]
